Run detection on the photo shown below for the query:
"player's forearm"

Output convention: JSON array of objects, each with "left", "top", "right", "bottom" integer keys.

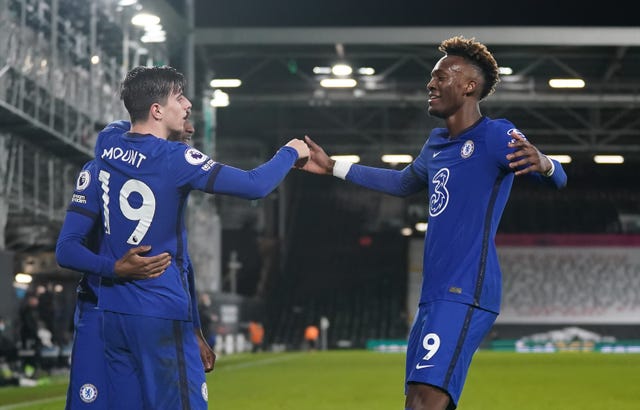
[
  {"left": 527, "top": 158, "right": 568, "bottom": 189},
  {"left": 212, "top": 146, "right": 298, "bottom": 199},
  {"left": 56, "top": 213, "right": 117, "bottom": 277},
  {"left": 545, "top": 159, "right": 568, "bottom": 189},
  {"left": 335, "top": 161, "right": 423, "bottom": 197},
  {"left": 56, "top": 235, "right": 116, "bottom": 277}
]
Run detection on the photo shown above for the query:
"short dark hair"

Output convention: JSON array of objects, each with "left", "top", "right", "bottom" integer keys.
[
  {"left": 439, "top": 36, "right": 500, "bottom": 100},
  {"left": 120, "top": 66, "right": 186, "bottom": 123}
]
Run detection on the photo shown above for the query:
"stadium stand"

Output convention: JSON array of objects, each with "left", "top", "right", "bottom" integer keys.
[
  {"left": 264, "top": 175, "right": 409, "bottom": 349},
  {"left": 499, "top": 243, "right": 640, "bottom": 323}
]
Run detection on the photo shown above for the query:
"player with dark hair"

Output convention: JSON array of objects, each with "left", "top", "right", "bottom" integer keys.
[
  {"left": 81, "top": 65, "right": 307, "bottom": 409},
  {"left": 56, "top": 119, "right": 215, "bottom": 409},
  {"left": 299, "top": 36, "right": 567, "bottom": 409}
]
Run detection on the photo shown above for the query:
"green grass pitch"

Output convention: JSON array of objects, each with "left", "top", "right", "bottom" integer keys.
[{"left": 1, "top": 350, "right": 639, "bottom": 409}]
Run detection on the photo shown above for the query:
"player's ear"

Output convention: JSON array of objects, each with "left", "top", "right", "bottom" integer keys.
[
  {"left": 464, "top": 80, "right": 477, "bottom": 96},
  {"left": 150, "top": 103, "right": 162, "bottom": 120}
]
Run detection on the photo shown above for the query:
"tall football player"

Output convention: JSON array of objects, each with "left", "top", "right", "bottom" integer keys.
[
  {"left": 90, "top": 66, "right": 308, "bottom": 409},
  {"left": 299, "top": 36, "right": 567, "bottom": 410}
]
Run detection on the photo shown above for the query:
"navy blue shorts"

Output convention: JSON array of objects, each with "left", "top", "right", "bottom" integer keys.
[
  {"left": 66, "top": 300, "right": 108, "bottom": 409},
  {"left": 103, "top": 311, "right": 208, "bottom": 410},
  {"left": 405, "top": 300, "right": 497, "bottom": 407}
]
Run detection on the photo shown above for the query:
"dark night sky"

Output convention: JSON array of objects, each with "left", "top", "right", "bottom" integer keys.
[{"left": 188, "top": 0, "right": 638, "bottom": 28}]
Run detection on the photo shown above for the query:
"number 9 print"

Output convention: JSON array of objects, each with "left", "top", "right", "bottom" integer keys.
[{"left": 99, "top": 170, "right": 156, "bottom": 245}]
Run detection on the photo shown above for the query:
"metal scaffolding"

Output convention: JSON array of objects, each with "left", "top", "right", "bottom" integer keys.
[{"left": 0, "top": 0, "right": 161, "bottom": 251}]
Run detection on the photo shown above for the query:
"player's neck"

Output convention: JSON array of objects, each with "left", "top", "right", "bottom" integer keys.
[
  {"left": 130, "top": 121, "right": 169, "bottom": 140},
  {"left": 445, "top": 104, "right": 482, "bottom": 139}
]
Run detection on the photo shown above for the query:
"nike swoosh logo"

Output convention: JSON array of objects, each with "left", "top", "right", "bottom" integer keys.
[
  {"left": 415, "top": 363, "right": 435, "bottom": 369},
  {"left": 432, "top": 151, "right": 441, "bottom": 158}
]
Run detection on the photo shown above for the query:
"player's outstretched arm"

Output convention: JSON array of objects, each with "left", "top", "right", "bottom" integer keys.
[
  {"left": 299, "top": 135, "right": 424, "bottom": 197},
  {"left": 113, "top": 246, "right": 171, "bottom": 280},
  {"left": 210, "top": 139, "right": 308, "bottom": 199},
  {"left": 195, "top": 328, "right": 216, "bottom": 372}
]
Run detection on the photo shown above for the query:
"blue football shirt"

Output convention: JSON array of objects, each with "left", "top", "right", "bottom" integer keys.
[
  {"left": 345, "top": 116, "right": 567, "bottom": 313},
  {"left": 92, "top": 124, "right": 299, "bottom": 320},
  {"left": 57, "top": 160, "right": 111, "bottom": 297}
]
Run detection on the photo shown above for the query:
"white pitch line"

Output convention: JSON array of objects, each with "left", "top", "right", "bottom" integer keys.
[
  {"left": 220, "top": 353, "right": 303, "bottom": 371},
  {"left": 0, "top": 355, "right": 303, "bottom": 408},
  {"left": 0, "top": 396, "right": 65, "bottom": 410}
]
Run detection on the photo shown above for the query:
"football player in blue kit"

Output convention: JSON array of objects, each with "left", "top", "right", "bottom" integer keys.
[
  {"left": 86, "top": 65, "right": 307, "bottom": 409},
  {"left": 300, "top": 36, "right": 567, "bottom": 410},
  {"left": 56, "top": 120, "right": 216, "bottom": 409}
]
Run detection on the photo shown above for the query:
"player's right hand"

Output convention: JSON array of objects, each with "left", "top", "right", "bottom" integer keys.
[
  {"left": 285, "top": 138, "right": 310, "bottom": 166},
  {"left": 114, "top": 245, "right": 171, "bottom": 280},
  {"left": 300, "top": 135, "right": 335, "bottom": 175},
  {"left": 195, "top": 330, "right": 216, "bottom": 372}
]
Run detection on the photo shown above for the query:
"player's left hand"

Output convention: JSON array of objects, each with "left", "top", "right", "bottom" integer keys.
[
  {"left": 506, "top": 130, "right": 553, "bottom": 176},
  {"left": 114, "top": 246, "right": 171, "bottom": 280},
  {"left": 195, "top": 330, "right": 216, "bottom": 372}
]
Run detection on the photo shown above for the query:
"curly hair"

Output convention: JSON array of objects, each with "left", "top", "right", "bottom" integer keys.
[{"left": 439, "top": 36, "right": 500, "bottom": 100}]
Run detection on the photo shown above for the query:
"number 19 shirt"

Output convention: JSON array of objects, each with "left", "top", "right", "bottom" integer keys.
[{"left": 93, "top": 124, "right": 299, "bottom": 320}]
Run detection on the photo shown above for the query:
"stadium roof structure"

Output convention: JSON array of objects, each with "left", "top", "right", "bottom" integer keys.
[
  {"left": 4, "top": 0, "right": 640, "bottom": 251},
  {"left": 191, "top": 26, "right": 640, "bottom": 163},
  {"left": 135, "top": 0, "right": 640, "bottom": 167}
]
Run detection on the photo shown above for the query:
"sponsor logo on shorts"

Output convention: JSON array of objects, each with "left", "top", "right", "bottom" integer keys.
[
  {"left": 201, "top": 382, "right": 208, "bottom": 401},
  {"left": 415, "top": 363, "right": 435, "bottom": 370},
  {"left": 79, "top": 383, "right": 98, "bottom": 403}
]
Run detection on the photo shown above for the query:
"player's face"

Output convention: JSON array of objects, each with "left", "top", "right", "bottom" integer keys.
[
  {"left": 181, "top": 119, "right": 194, "bottom": 143},
  {"left": 427, "top": 55, "right": 471, "bottom": 119},
  {"left": 164, "top": 91, "right": 192, "bottom": 138},
  {"left": 167, "top": 118, "right": 195, "bottom": 143}
]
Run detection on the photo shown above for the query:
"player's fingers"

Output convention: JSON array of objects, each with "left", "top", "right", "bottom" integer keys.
[
  {"left": 144, "top": 255, "right": 171, "bottom": 272},
  {"left": 208, "top": 353, "right": 216, "bottom": 372},
  {"left": 129, "top": 245, "right": 152, "bottom": 255},
  {"left": 508, "top": 130, "right": 527, "bottom": 141},
  {"left": 203, "top": 355, "right": 214, "bottom": 372},
  {"left": 507, "top": 146, "right": 533, "bottom": 160},
  {"left": 506, "top": 148, "right": 525, "bottom": 160},
  {"left": 508, "top": 158, "right": 530, "bottom": 170},
  {"left": 514, "top": 166, "right": 535, "bottom": 176},
  {"left": 148, "top": 258, "right": 171, "bottom": 274},
  {"left": 136, "top": 258, "right": 167, "bottom": 275},
  {"left": 146, "top": 270, "right": 165, "bottom": 279},
  {"left": 145, "top": 262, "right": 168, "bottom": 277},
  {"left": 147, "top": 253, "right": 171, "bottom": 263},
  {"left": 304, "top": 135, "right": 321, "bottom": 150}
]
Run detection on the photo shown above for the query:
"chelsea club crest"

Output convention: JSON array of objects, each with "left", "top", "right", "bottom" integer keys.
[
  {"left": 460, "top": 140, "right": 474, "bottom": 158},
  {"left": 79, "top": 383, "right": 98, "bottom": 403}
]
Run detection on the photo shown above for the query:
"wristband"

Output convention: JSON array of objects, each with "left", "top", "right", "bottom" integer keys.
[{"left": 332, "top": 160, "right": 353, "bottom": 180}]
